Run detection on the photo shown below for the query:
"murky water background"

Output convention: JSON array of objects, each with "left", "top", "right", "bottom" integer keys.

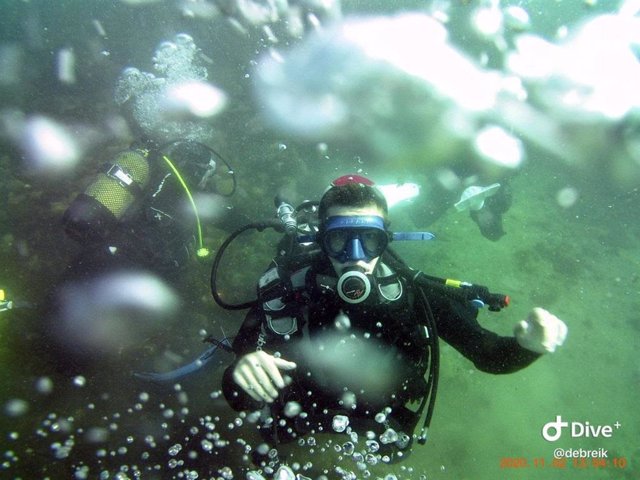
[{"left": 1, "top": 0, "right": 639, "bottom": 479}]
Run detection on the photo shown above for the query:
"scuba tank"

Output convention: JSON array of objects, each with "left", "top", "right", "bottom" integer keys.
[
  {"left": 62, "top": 149, "right": 151, "bottom": 244},
  {"left": 62, "top": 141, "right": 236, "bottom": 252}
]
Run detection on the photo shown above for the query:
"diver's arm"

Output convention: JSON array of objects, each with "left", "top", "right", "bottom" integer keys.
[{"left": 433, "top": 296, "right": 541, "bottom": 374}]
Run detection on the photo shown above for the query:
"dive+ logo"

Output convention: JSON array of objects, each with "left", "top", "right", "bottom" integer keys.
[{"left": 542, "top": 415, "right": 622, "bottom": 442}]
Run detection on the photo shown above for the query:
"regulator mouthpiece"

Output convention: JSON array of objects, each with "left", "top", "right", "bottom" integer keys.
[{"left": 337, "top": 267, "right": 372, "bottom": 304}]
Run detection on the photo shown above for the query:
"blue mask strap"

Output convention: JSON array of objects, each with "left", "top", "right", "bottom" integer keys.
[
  {"left": 297, "top": 231, "right": 435, "bottom": 243},
  {"left": 391, "top": 232, "right": 435, "bottom": 241}
]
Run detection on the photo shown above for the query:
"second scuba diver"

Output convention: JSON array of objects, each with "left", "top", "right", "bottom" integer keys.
[{"left": 42, "top": 139, "right": 236, "bottom": 368}]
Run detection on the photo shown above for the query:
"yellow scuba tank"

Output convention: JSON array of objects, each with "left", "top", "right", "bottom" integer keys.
[{"left": 62, "top": 149, "right": 150, "bottom": 243}]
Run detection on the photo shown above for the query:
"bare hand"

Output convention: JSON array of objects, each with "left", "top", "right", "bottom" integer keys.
[
  {"left": 514, "top": 307, "right": 568, "bottom": 353},
  {"left": 232, "top": 351, "right": 297, "bottom": 403}
]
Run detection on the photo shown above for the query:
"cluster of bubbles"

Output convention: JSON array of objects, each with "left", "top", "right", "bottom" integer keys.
[
  {"left": 119, "top": 0, "right": 341, "bottom": 41},
  {"left": 219, "top": 0, "right": 341, "bottom": 42},
  {"left": 254, "top": 11, "right": 529, "bottom": 169},
  {"left": 114, "top": 33, "right": 226, "bottom": 143},
  {"left": 242, "top": 404, "right": 418, "bottom": 480},
  {"left": 3, "top": 379, "right": 236, "bottom": 478},
  {"left": 253, "top": 0, "right": 640, "bottom": 190},
  {"left": 3, "top": 340, "right": 422, "bottom": 479}
]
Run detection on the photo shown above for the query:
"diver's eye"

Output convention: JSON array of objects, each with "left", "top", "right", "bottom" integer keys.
[
  {"left": 361, "top": 229, "right": 386, "bottom": 255},
  {"left": 324, "top": 230, "right": 349, "bottom": 255}
]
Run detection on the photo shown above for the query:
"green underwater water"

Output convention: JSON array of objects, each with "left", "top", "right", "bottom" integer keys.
[{"left": 1, "top": 0, "right": 639, "bottom": 479}]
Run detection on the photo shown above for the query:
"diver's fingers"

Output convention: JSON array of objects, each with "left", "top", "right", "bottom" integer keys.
[
  {"left": 248, "top": 356, "right": 280, "bottom": 399},
  {"left": 263, "top": 357, "right": 296, "bottom": 389},
  {"left": 234, "top": 354, "right": 274, "bottom": 402},
  {"left": 273, "top": 357, "right": 297, "bottom": 371},
  {"left": 233, "top": 352, "right": 296, "bottom": 402},
  {"left": 234, "top": 364, "right": 272, "bottom": 403},
  {"left": 258, "top": 355, "right": 289, "bottom": 390},
  {"left": 232, "top": 366, "right": 262, "bottom": 402}
]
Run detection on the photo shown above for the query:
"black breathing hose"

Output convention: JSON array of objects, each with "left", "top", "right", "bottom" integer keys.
[
  {"left": 210, "top": 220, "right": 283, "bottom": 310},
  {"left": 415, "top": 286, "right": 440, "bottom": 444},
  {"left": 210, "top": 195, "right": 315, "bottom": 311},
  {"left": 383, "top": 248, "right": 440, "bottom": 443}
]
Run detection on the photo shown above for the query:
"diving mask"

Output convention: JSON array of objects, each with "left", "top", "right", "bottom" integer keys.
[{"left": 320, "top": 215, "right": 389, "bottom": 263}]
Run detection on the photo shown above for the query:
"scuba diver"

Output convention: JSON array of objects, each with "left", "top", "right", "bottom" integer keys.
[
  {"left": 454, "top": 180, "right": 513, "bottom": 241},
  {"left": 61, "top": 139, "right": 236, "bottom": 273},
  {"left": 212, "top": 174, "right": 567, "bottom": 472},
  {"left": 41, "top": 139, "right": 236, "bottom": 368},
  {"left": 412, "top": 174, "right": 514, "bottom": 242}
]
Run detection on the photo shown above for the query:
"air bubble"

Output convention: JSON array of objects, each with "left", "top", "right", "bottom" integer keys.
[
  {"left": 365, "top": 440, "right": 380, "bottom": 453},
  {"left": 168, "top": 443, "right": 183, "bottom": 456},
  {"left": 4, "top": 399, "right": 29, "bottom": 417},
  {"left": 395, "top": 432, "right": 411, "bottom": 449},
  {"left": 73, "top": 376, "right": 87, "bottom": 387},
  {"left": 379, "top": 428, "right": 399, "bottom": 445},
  {"left": 332, "top": 415, "right": 349, "bottom": 433},
  {"left": 85, "top": 427, "right": 109, "bottom": 443},
  {"left": 342, "top": 442, "right": 355, "bottom": 455},
  {"left": 505, "top": 6, "right": 531, "bottom": 31},
  {"left": 473, "top": 125, "right": 524, "bottom": 168},
  {"left": 284, "top": 401, "right": 302, "bottom": 418},
  {"left": 74, "top": 465, "right": 89, "bottom": 479},
  {"left": 201, "top": 439, "right": 214, "bottom": 452},
  {"left": 256, "top": 443, "right": 270, "bottom": 455},
  {"left": 163, "top": 409, "right": 175, "bottom": 419},
  {"left": 556, "top": 187, "right": 579, "bottom": 208},
  {"left": 56, "top": 47, "right": 76, "bottom": 84},
  {"left": 35, "top": 376, "right": 53, "bottom": 394}
]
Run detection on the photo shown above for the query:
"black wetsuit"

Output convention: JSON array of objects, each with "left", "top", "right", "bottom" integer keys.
[{"left": 222, "top": 251, "right": 539, "bottom": 447}]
